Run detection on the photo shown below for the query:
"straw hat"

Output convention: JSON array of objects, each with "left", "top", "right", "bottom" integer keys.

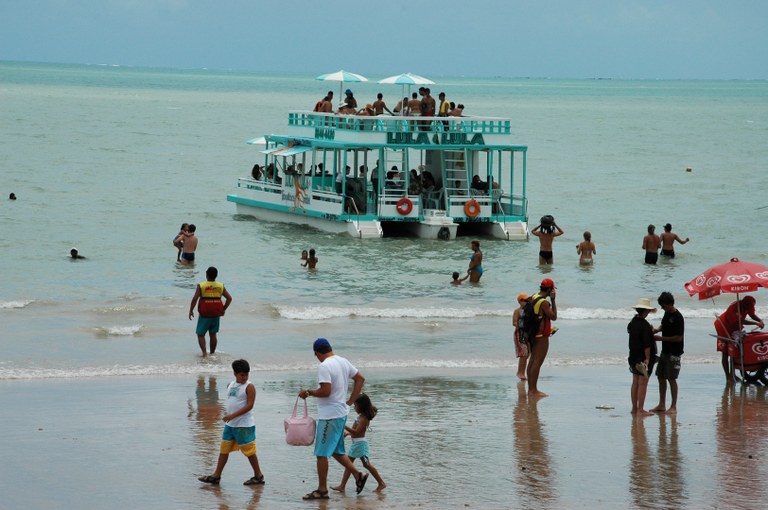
[{"left": 632, "top": 298, "right": 657, "bottom": 312}]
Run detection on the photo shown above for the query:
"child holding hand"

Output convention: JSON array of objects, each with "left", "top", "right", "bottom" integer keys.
[{"left": 331, "top": 394, "right": 386, "bottom": 492}]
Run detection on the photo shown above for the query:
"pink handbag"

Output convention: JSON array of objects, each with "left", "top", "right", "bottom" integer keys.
[{"left": 284, "top": 397, "right": 316, "bottom": 446}]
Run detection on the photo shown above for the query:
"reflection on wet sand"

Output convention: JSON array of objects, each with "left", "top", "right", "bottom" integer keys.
[
  {"left": 188, "top": 375, "right": 224, "bottom": 469},
  {"left": 513, "top": 381, "right": 557, "bottom": 508},
  {"left": 629, "top": 413, "right": 687, "bottom": 510},
  {"left": 714, "top": 384, "right": 768, "bottom": 509}
]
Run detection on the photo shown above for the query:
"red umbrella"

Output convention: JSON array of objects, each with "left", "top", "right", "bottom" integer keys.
[{"left": 684, "top": 258, "right": 768, "bottom": 300}]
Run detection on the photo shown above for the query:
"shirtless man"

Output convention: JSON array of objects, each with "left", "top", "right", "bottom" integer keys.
[
  {"left": 642, "top": 224, "right": 661, "bottom": 265},
  {"left": 531, "top": 218, "right": 564, "bottom": 264},
  {"left": 314, "top": 91, "right": 333, "bottom": 113},
  {"left": 178, "top": 224, "right": 198, "bottom": 264},
  {"left": 659, "top": 223, "right": 689, "bottom": 258},
  {"left": 372, "top": 93, "right": 393, "bottom": 115},
  {"left": 407, "top": 92, "right": 421, "bottom": 116}
]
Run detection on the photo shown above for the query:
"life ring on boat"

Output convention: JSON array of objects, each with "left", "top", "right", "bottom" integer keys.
[
  {"left": 396, "top": 197, "right": 413, "bottom": 215},
  {"left": 464, "top": 199, "right": 481, "bottom": 217}
]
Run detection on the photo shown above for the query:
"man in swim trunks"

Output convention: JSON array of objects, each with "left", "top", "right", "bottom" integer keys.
[
  {"left": 189, "top": 266, "right": 232, "bottom": 356},
  {"left": 299, "top": 338, "right": 368, "bottom": 500},
  {"left": 642, "top": 224, "right": 661, "bottom": 264},
  {"left": 659, "top": 223, "right": 689, "bottom": 258},
  {"left": 178, "top": 224, "right": 198, "bottom": 264},
  {"left": 531, "top": 218, "right": 564, "bottom": 264}
]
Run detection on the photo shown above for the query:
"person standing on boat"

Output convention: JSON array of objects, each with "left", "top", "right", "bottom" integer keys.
[
  {"left": 393, "top": 96, "right": 409, "bottom": 116},
  {"left": 189, "top": 266, "right": 232, "bottom": 357},
  {"left": 372, "top": 93, "right": 393, "bottom": 115},
  {"left": 468, "top": 240, "right": 483, "bottom": 283},
  {"left": 337, "top": 89, "right": 357, "bottom": 114},
  {"left": 642, "top": 224, "right": 661, "bottom": 264},
  {"left": 527, "top": 279, "right": 558, "bottom": 398},
  {"left": 531, "top": 216, "right": 564, "bottom": 264},
  {"left": 660, "top": 223, "right": 689, "bottom": 258}
]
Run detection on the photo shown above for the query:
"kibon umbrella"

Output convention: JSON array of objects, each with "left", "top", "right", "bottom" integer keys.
[
  {"left": 684, "top": 258, "right": 768, "bottom": 300},
  {"left": 315, "top": 70, "right": 368, "bottom": 107}
]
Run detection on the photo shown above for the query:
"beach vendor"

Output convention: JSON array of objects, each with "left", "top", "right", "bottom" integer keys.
[
  {"left": 189, "top": 266, "right": 232, "bottom": 357},
  {"left": 714, "top": 296, "right": 764, "bottom": 381}
]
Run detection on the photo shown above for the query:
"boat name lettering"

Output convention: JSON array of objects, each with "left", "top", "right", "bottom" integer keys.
[
  {"left": 314, "top": 128, "right": 335, "bottom": 140},
  {"left": 386, "top": 132, "right": 485, "bottom": 146}
]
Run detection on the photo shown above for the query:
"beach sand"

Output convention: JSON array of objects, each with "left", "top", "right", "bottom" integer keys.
[{"left": 2, "top": 364, "right": 767, "bottom": 510}]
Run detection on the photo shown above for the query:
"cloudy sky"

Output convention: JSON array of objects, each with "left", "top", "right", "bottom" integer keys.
[{"left": 2, "top": 0, "right": 766, "bottom": 79}]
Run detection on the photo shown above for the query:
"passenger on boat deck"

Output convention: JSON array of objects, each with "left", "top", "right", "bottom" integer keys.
[
  {"left": 408, "top": 169, "right": 422, "bottom": 195},
  {"left": 449, "top": 104, "right": 464, "bottom": 116},
  {"left": 337, "top": 89, "right": 357, "bottom": 114},
  {"left": 454, "top": 179, "right": 466, "bottom": 195},
  {"left": 356, "top": 104, "right": 375, "bottom": 116},
  {"left": 407, "top": 92, "right": 421, "bottom": 116},
  {"left": 315, "top": 163, "right": 325, "bottom": 176},
  {"left": 314, "top": 91, "right": 333, "bottom": 113},
  {"left": 438, "top": 92, "right": 450, "bottom": 117},
  {"left": 297, "top": 163, "right": 308, "bottom": 175},
  {"left": 266, "top": 163, "right": 282, "bottom": 185},
  {"left": 358, "top": 165, "right": 367, "bottom": 179},
  {"left": 336, "top": 166, "right": 351, "bottom": 193},
  {"left": 251, "top": 164, "right": 262, "bottom": 180},
  {"left": 419, "top": 88, "right": 436, "bottom": 131},
  {"left": 385, "top": 167, "right": 402, "bottom": 190},
  {"left": 373, "top": 93, "right": 393, "bottom": 115},
  {"left": 471, "top": 175, "right": 489, "bottom": 192},
  {"left": 393, "top": 97, "right": 409, "bottom": 116}
]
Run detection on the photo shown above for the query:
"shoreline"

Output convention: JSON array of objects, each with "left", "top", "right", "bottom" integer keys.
[{"left": 2, "top": 364, "right": 766, "bottom": 509}]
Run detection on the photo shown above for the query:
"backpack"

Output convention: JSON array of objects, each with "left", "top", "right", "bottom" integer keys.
[{"left": 518, "top": 295, "right": 546, "bottom": 344}]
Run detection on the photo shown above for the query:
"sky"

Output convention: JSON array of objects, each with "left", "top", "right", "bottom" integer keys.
[{"left": 1, "top": 0, "right": 767, "bottom": 79}]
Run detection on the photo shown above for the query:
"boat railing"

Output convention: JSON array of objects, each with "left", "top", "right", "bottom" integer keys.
[{"left": 289, "top": 111, "right": 511, "bottom": 135}]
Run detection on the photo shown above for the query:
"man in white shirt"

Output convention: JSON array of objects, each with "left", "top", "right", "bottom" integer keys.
[{"left": 299, "top": 338, "right": 368, "bottom": 500}]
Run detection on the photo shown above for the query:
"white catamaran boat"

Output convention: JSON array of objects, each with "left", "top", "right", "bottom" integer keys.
[{"left": 227, "top": 110, "right": 529, "bottom": 240}]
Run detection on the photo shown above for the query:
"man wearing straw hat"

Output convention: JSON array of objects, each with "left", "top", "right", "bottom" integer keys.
[{"left": 627, "top": 298, "right": 657, "bottom": 416}]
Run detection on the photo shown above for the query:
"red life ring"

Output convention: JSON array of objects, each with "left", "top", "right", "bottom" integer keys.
[
  {"left": 464, "top": 199, "right": 481, "bottom": 217},
  {"left": 396, "top": 197, "right": 413, "bottom": 215}
]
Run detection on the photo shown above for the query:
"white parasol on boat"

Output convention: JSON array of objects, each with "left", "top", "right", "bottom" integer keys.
[
  {"left": 315, "top": 70, "right": 368, "bottom": 107},
  {"left": 378, "top": 72, "right": 436, "bottom": 111}
]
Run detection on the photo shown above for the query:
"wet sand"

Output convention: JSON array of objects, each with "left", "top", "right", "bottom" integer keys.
[{"left": 1, "top": 365, "right": 766, "bottom": 509}]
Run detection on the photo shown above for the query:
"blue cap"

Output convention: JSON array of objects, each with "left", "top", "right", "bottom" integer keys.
[
  {"left": 313, "top": 338, "right": 332, "bottom": 352},
  {"left": 345, "top": 89, "right": 352, "bottom": 95}
]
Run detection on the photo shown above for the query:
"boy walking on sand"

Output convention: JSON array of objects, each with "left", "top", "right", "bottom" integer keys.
[{"left": 199, "top": 359, "right": 265, "bottom": 486}]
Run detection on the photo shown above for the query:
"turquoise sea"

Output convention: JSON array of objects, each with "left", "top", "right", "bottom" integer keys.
[
  {"left": 2, "top": 61, "right": 768, "bottom": 510},
  {"left": 2, "top": 61, "right": 767, "bottom": 378}
]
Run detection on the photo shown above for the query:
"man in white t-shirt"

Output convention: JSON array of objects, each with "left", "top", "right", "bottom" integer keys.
[{"left": 299, "top": 338, "right": 367, "bottom": 500}]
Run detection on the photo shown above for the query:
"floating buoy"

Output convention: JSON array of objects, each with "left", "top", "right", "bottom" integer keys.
[{"left": 686, "top": 167, "right": 693, "bottom": 172}]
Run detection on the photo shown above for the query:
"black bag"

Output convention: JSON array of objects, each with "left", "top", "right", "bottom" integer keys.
[{"left": 518, "top": 295, "right": 546, "bottom": 344}]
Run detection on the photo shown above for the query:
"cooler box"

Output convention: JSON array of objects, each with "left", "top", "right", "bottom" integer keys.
[{"left": 731, "top": 332, "right": 768, "bottom": 369}]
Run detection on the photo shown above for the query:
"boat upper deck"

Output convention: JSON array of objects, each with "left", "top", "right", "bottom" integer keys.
[{"left": 279, "top": 112, "right": 524, "bottom": 150}]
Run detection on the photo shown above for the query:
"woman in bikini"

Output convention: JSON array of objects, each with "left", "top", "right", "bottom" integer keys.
[{"left": 576, "top": 231, "right": 596, "bottom": 265}]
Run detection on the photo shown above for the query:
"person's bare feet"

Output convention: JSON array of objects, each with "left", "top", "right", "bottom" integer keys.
[
  {"left": 528, "top": 390, "right": 549, "bottom": 399},
  {"left": 649, "top": 405, "right": 666, "bottom": 413},
  {"left": 637, "top": 410, "right": 654, "bottom": 417},
  {"left": 330, "top": 485, "right": 345, "bottom": 492},
  {"left": 665, "top": 407, "right": 677, "bottom": 415},
  {"left": 374, "top": 483, "right": 387, "bottom": 492}
]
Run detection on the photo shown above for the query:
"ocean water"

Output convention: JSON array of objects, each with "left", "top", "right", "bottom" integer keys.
[{"left": 1, "top": 61, "right": 768, "bottom": 379}]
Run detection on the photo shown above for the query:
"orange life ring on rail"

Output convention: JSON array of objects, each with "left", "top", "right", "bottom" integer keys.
[
  {"left": 396, "top": 197, "right": 413, "bottom": 215},
  {"left": 464, "top": 199, "right": 481, "bottom": 217}
]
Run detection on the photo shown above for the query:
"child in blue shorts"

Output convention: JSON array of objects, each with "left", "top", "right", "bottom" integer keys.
[
  {"left": 198, "top": 359, "right": 265, "bottom": 486},
  {"left": 331, "top": 394, "right": 386, "bottom": 492}
]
